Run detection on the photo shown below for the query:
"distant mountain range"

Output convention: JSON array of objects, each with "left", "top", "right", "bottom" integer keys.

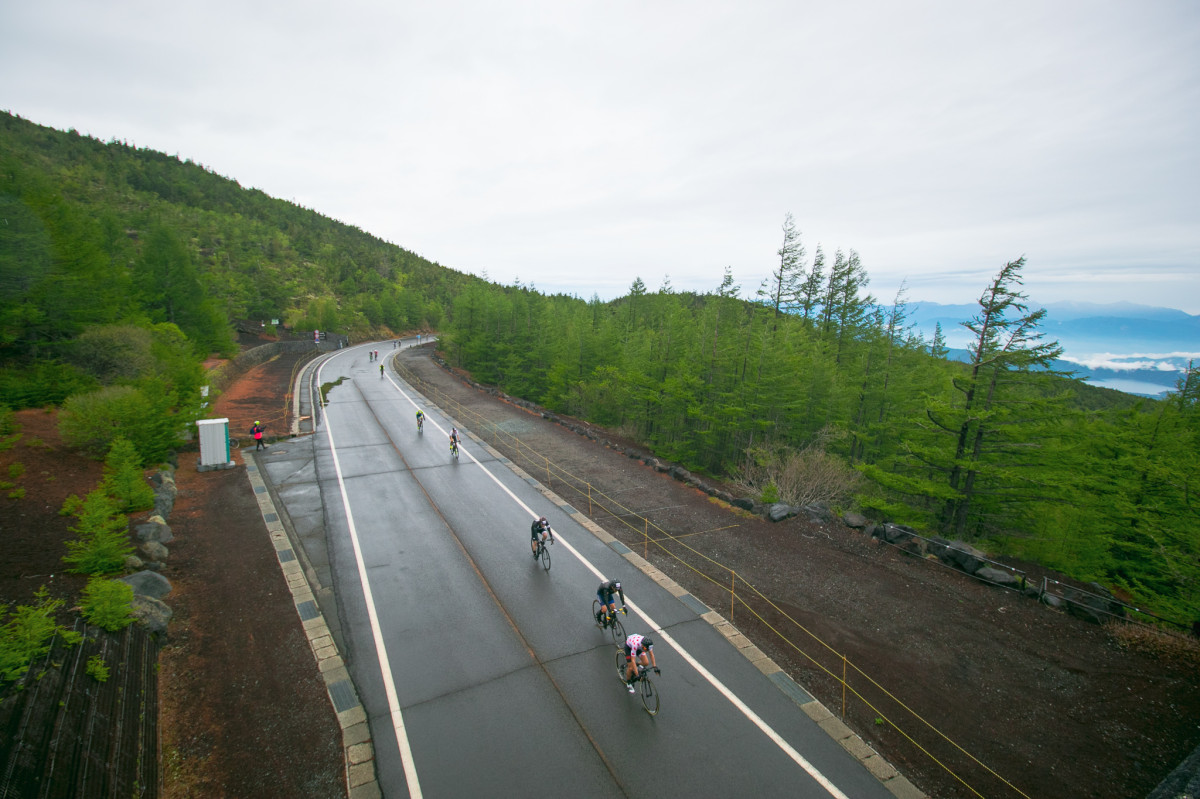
[{"left": 906, "top": 301, "right": 1200, "bottom": 397}]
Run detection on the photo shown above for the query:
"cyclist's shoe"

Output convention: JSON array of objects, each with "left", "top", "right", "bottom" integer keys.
[
  {"left": 533, "top": 551, "right": 538, "bottom": 560},
  {"left": 626, "top": 682, "right": 636, "bottom": 693}
]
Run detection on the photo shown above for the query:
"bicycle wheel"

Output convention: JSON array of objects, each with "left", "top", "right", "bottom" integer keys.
[
  {"left": 540, "top": 542, "right": 551, "bottom": 571},
  {"left": 639, "top": 673, "right": 660, "bottom": 716},
  {"left": 609, "top": 613, "right": 626, "bottom": 645},
  {"left": 614, "top": 649, "right": 628, "bottom": 683}
]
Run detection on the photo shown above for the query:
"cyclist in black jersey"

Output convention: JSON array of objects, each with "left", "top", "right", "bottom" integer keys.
[
  {"left": 596, "top": 580, "right": 625, "bottom": 626},
  {"left": 531, "top": 516, "right": 553, "bottom": 560}
]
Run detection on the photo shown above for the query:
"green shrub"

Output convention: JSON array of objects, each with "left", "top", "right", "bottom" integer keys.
[
  {"left": 8, "top": 462, "right": 24, "bottom": 479},
  {"left": 85, "top": 653, "right": 110, "bottom": 682},
  {"left": 0, "top": 587, "right": 83, "bottom": 683},
  {"left": 0, "top": 362, "right": 98, "bottom": 411},
  {"left": 0, "top": 405, "right": 18, "bottom": 452},
  {"left": 7, "top": 488, "right": 24, "bottom": 499},
  {"left": 57, "top": 381, "right": 181, "bottom": 464},
  {"left": 62, "top": 489, "right": 134, "bottom": 575},
  {"left": 80, "top": 578, "right": 134, "bottom": 632},
  {"left": 760, "top": 481, "right": 779, "bottom": 504},
  {"left": 101, "top": 437, "right": 155, "bottom": 512}
]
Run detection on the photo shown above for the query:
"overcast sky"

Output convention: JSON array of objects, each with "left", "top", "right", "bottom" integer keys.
[{"left": 3, "top": 1, "right": 1199, "bottom": 313}]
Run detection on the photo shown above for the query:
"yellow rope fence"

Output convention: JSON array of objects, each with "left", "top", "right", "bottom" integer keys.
[{"left": 395, "top": 361, "right": 1032, "bottom": 799}]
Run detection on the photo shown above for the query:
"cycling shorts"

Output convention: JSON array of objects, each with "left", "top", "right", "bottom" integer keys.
[{"left": 597, "top": 589, "right": 617, "bottom": 606}]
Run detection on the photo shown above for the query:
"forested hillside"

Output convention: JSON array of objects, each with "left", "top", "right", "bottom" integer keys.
[
  {"left": 0, "top": 111, "right": 471, "bottom": 410},
  {"left": 438, "top": 221, "right": 1200, "bottom": 625},
  {"left": 2, "top": 112, "right": 1196, "bottom": 625}
]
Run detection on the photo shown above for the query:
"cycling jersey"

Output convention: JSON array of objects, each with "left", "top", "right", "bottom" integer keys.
[
  {"left": 530, "top": 519, "right": 549, "bottom": 540},
  {"left": 624, "top": 634, "right": 653, "bottom": 659},
  {"left": 597, "top": 580, "right": 623, "bottom": 605}
]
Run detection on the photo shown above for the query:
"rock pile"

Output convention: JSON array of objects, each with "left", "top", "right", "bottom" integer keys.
[{"left": 120, "top": 464, "right": 178, "bottom": 635}]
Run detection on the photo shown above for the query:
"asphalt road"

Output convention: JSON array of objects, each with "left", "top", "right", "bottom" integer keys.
[{"left": 303, "top": 341, "right": 896, "bottom": 798}]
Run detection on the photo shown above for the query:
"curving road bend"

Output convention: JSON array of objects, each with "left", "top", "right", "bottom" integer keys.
[{"left": 308, "top": 341, "right": 896, "bottom": 798}]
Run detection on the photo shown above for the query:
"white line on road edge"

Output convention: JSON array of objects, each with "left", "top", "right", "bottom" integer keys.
[
  {"left": 383, "top": 370, "right": 851, "bottom": 799},
  {"left": 318, "top": 352, "right": 423, "bottom": 799}
]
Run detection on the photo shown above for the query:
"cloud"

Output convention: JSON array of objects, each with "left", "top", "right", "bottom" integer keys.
[
  {"left": 1060, "top": 352, "right": 1200, "bottom": 372},
  {"left": 3, "top": 0, "right": 1199, "bottom": 311}
]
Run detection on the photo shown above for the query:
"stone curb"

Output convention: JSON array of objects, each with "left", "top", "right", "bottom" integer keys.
[
  {"left": 465, "top": 428, "right": 928, "bottom": 799},
  {"left": 243, "top": 452, "right": 381, "bottom": 799}
]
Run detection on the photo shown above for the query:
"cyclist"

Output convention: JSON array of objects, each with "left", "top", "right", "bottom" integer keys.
[
  {"left": 622, "top": 633, "right": 659, "bottom": 692},
  {"left": 449, "top": 426, "right": 460, "bottom": 453},
  {"left": 531, "top": 515, "right": 554, "bottom": 560},
  {"left": 380, "top": 362, "right": 384, "bottom": 377},
  {"left": 415, "top": 409, "right": 425, "bottom": 432},
  {"left": 596, "top": 579, "right": 625, "bottom": 626}
]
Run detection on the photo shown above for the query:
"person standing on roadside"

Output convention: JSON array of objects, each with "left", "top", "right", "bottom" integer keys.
[{"left": 251, "top": 420, "right": 266, "bottom": 450}]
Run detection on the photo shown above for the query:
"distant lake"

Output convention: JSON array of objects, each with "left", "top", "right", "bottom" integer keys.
[{"left": 1088, "top": 378, "right": 1172, "bottom": 397}]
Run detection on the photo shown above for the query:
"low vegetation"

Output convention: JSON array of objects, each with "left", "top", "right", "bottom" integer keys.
[{"left": 0, "top": 588, "right": 83, "bottom": 684}]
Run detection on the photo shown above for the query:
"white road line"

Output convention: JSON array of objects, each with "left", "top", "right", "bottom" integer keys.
[
  {"left": 317, "top": 352, "right": 423, "bottom": 799},
  {"left": 382, "top": 366, "right": 851, "bottom": 799}
]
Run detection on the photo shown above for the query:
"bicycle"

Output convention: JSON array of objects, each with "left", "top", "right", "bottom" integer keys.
[
  {"left": 416, "top": 415, "right": 424, "bottom": 434},
  {"left": 534, "top": 537, "right": 552, "bottom": 571},
  {"left": 450, "top": 439, "right": 459, "bottom": 459},
  {"left": 592, "top": 601, "right": 626, "bottom": 645},
  {"left": 614, "top": 650, "right": 659, "bottom": 716}
]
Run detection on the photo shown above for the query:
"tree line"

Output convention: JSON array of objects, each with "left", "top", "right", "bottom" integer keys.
[{"left": 441, "top": 217, "right": 1198, "bottom": 624}]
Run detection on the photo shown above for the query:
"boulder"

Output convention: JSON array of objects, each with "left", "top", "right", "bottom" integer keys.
[
  {"left": 842, "top": 512, "right": 869, "bottom": 529},
  {"left": 123, "top": 555, "right": 144, "bottom": 572},
  {"left": 139, "top": 540, "right": 169, "bottom": 562},
  {"left": 732, "top": 497, "right": 755, "bottom": 511},
  {"left": 1063, "top": 584, "right": 1126, "bottom": 624},
  {"left": 131, "top": 595, "right": 173, "bottom": 634},
  {"left": 803, "top": 503, "right": 834, "bottom": 524},
  {"left": 668, "top": 465, "right": 693, "bottom": 482},
  {"left": 153, "top": 494, "right": 175, "bottom": 519},
  {"left": 880, "top": 523, "right": 917, "bottom": 545},
  {"left": 134, "top": 520, "right": 173, "bottom": 544},
  {"left": 767, "top": 503, "right": 794, "bottom": 522},
  {"left": 120, "top": 570, "right": 172, "bottom": 599},
  {"left": 974, "top": 566, "right": 1021, "bottom": 589},
  {"left": 939, "top": 541, "right": 987, "bottom": 575}
]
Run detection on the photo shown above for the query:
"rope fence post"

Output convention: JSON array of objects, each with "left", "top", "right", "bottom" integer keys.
[
  {"left": 644, "top": 518, "right": 649, "bottom": 559},
  {"left": 842, "top": 654, "right": 847, "bottom": 718},
  {"left": 545, "top": 457, "right": 551, "bottom": 488},
  {"left": 730, "top": 571, "right": 736, "bottom": 624},
  {"left": 588, "top": 483, "right": 593, "bottom": 516}
]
